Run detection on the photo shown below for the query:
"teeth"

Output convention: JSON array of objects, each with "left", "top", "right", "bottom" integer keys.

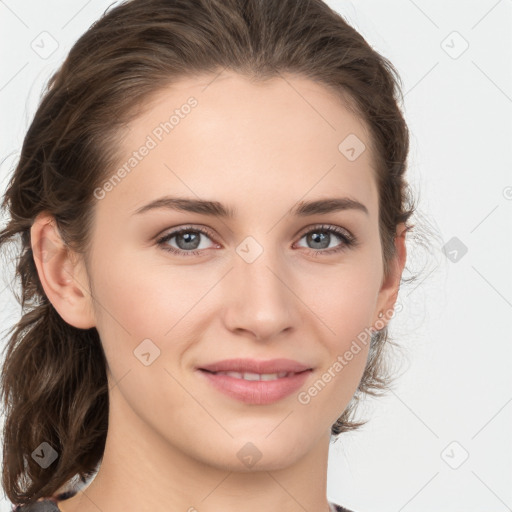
[{"left": 214, "top": 371, "right": 290, "bottom": 380}]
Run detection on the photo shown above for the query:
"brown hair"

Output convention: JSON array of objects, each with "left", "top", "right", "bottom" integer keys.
[{"left": 0, "top": 0, "right": 415, "bottom": 505}]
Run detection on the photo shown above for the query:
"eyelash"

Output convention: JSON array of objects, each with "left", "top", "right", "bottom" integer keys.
[{"left": 156, "top": 224, "right": 358, "bottom": 258}]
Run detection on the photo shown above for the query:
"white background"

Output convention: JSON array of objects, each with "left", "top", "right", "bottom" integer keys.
[{"left": 1, "top": 1, "right": 511, "bottom": 511}]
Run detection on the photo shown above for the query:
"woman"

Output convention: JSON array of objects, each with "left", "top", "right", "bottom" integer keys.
[{"left": 0, "top": 0, "right": 414, "bottom": 511}]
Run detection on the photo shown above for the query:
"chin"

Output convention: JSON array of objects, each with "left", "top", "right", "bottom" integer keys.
[{"left": 202, "top": 431, "right": 312, "bottom": 472}]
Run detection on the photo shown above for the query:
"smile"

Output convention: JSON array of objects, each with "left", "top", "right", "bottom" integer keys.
[{"left": 197, "top": 368, "right": 312, "bottom": 405}]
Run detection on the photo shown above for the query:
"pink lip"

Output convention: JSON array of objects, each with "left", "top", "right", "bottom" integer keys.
[
  {"left": 197, "top": 358, "right": 312, "bottom": 374},
  {"left": 197, "top": 370, "right": 311, "bottom": 405}
]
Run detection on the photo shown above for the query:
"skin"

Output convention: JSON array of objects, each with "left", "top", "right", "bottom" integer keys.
[{"left": 31, "top": 70, "right": 407, "bottom": 512}]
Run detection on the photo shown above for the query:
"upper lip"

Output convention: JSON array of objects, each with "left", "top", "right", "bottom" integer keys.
[{"left": 197, "top": 358, "right": 312, "bottom": 374}]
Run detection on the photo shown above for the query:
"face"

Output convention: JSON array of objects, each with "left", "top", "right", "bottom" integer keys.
[{"left": 37, "top": 71, "right": 404, "bottom": 472}]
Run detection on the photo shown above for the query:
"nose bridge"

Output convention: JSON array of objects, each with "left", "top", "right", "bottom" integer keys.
[
  {"left": 222, "top": 233, "right": 299, "bottom": 339},
  {"left": 237, "top": 232, "right": 290, "bottom": 305}
]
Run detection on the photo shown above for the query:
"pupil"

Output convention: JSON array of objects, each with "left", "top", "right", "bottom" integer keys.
[
  {"left": 178, "top": 231, "right": 200, "bottom": 250},
  {"left": 309, "top": 231, "right": 329, "bottom": 249}
]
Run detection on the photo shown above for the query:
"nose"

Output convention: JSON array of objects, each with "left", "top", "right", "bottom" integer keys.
[{"left": 221, "top": 244, "right": 301, "bottom": 341}]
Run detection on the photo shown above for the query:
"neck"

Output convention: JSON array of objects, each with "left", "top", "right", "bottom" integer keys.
[{"left": 59, "top": 386, "right": 334, "bottom": 512}]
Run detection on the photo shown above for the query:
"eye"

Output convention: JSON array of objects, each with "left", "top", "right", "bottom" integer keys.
[
  {"left": 294, "top": 224, "right": 357, "bottom": 256},
  {"left": 156, "top": 225, "right": 218, "bottom": 257},
  {"left": 156, "top": 223, "right": 358, "bottom": 257}
]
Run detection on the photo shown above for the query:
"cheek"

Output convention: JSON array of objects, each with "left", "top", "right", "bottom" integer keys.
[
  {"left": 90, "top": 257, "right": 198, "bottom": 421},
  {"left": 298, "top": 249, "right": 381, "bottom": 402},
  {"left": 296, "top": 270, "right": 376, "bottom": 425},
  {"left": 89, "top": 248, "right": 212, "bottom": 377},
  {"left": 305, "top": 257, "right": 382, "bottom": 342},
  {"left": 92, "top": 248, "right": 194, "bottom": 332},
  {"left": 296, "top": 326, "right": 371, "bottom": 432},
  {"left": 317, "top": 278, "right": 375, "bottom": 389}
]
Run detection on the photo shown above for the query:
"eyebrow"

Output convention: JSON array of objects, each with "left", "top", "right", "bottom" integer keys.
[{"left": 132, "top": 195, "right": 369, "bottom": 217}]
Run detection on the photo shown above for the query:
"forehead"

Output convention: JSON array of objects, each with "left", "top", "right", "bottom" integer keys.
[{"left": 97, "top": 71, "right": 378, "bottom": 222}]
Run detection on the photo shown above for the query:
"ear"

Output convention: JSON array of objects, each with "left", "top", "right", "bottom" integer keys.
[
  {"left": 30, "top": 212, "right": 96, "bottom": 329},
  {"left": 373, "top": 222, "right": 408, "bottom": 328}
]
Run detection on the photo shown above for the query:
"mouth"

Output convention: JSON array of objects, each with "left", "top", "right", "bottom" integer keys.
[
  {"left": 196, "top": 366, "right": 313, "bottom": 405},
  {"left": 199, "top": 369, "right": 307, "bottom": 381}
]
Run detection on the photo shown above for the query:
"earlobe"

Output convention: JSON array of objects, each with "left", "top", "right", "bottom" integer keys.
[{"left": 30, "top": 212, "right": 96, "bottom": 329}]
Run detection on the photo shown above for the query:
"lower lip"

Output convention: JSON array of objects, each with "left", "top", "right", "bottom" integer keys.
[{"left": 197, "top": 369, "right": 312, "bottom": 405}]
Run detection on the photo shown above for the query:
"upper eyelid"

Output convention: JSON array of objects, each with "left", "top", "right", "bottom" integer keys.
[{"left": 300, "top": 223, "right": 352, "bottom": 236}]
